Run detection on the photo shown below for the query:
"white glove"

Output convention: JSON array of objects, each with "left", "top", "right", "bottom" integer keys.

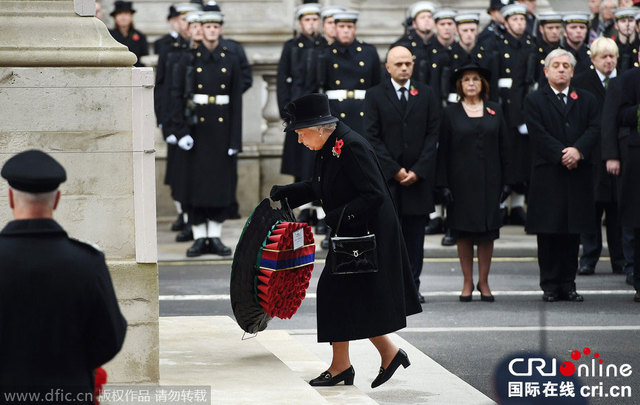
[
  {"left": 166, "top": 134, "right": 178, "bottom": 145},
  {"left": 228, "top": 148, "right": 238, "bottom": 156},
  {"left": 517, "top": 124, "right": 528, "bottom": 135},
  {"left": 178, "top": 135, "right": 194, "bottom": 151}
]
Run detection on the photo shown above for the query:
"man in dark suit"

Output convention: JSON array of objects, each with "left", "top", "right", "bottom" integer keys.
[
  {"left": 571, "top": 37, "right": 625, "bottom": 276},
  {"left": 364, "top": 46, "right": 440, "bottom": 304},
  {"left": 602, "top": 50, "right": 640, "bottom": 300},
  {"left": 0, "top": 150, "right": 126, "bottom": 400},
  {"left": 524, "top": 49, "right": 601, "bottom": 302}
]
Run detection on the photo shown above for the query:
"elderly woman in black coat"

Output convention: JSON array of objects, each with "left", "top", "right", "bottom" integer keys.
[
  {"left": 436, "top": 65, "right": 512, "bottom": 302},
  {"left": 271, "top": 94, "right": 421, "bottom": 388}
]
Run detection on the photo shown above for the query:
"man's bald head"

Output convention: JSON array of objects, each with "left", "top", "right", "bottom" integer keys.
[{"left": 386, "top": 46, "right": 414, "bottom": 85}]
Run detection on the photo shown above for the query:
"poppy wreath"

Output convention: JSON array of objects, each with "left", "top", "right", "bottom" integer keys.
[
  {"left": 255, "top": 221, "right": 315, "bottom": 319},
  {"left": 94, "top": 367, "right": 107, "bottom": 405}
]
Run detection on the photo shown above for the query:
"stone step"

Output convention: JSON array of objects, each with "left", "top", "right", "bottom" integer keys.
[
  {"left": 159, "top": 315, "right": 495, "bottom": 404},
  {"left": 285, "top": 332, "right": 496, "bottom": 405},
  {"left": 160, "top": 316, "right": 330, "bottom": 404}
]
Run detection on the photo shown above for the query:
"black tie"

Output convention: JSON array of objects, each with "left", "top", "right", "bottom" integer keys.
[
  {"left": 557, "top": 92, "right": 566, "bottom": 105},
  {"left": 399, "top": 87, "right": 408, "bottom": 110}
]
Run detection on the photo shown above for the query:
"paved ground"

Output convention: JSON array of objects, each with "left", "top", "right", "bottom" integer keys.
[{"left": 158, "top": 255, "right": 638, "bottom": 404}]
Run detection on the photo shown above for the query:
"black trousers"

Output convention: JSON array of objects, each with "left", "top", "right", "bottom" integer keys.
[
  {"left": 190, "top": 206, "right": 229, "bottom": 225},
  {"left": 400, "top": 214, "right": 428, "bottom": 295},
  {"left": 579, "top": 201, "right": 624, "bottom": 272},
  {"left": 537, "top": 233, "right": 580, "bottom": 294}
]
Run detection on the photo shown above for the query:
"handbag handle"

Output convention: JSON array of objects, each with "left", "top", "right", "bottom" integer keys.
[
  {"left": 332, "top": 205, "right": 370, "bottom": 237},
  {"left": 333, "top": 206, "right": 347, "bottom": 237}
]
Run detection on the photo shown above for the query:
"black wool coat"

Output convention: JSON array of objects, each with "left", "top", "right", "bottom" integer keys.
[
  {"left": 0, "top": 219, "right": 126, "bottom": 398},
  {"left": 363, "top": 79, "right": 440, "bottom": 216},
  {"left": 323, "top": 39, "right": 381, "bottom": 135},
  {"left": 109, "top": 27, "right": 149, "bottom": 67},
  {"left": 524, "top": 85, "right": 600, "bottom": 234},
  {"left": 603, "top": 69, "right": 640, "bottom": 227},
  {"left": 280, "top": 123, "right": 421, "bottom": 342},
  {"left": 437, "top": 101, "right": 512, "bottom": 233},
  {"left": 171, "top": 44, "right": 243, "bottom": 208},
  {"left": 572, "top": 69, "right": 617, "bottom": 203}
]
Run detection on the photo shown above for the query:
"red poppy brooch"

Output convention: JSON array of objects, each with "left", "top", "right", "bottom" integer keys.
[
  {"left": 132, "top": 34, "right": 140, "bottom": 41},
  {"left": 486, "top": 107, "right": 496, "bottom": 116},
  {"left": 332, "top": 139, "right": 344, "bottom": 158},
  {"left": 409, "top": 85, "right": 418, "bottom": 96},
  {"left": 570, "top": 91, "right": 578, "bottom": 100}
]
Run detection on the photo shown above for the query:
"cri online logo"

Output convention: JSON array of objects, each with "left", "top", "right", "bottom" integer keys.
[
  {"left": 560, "top": 347, "right": 632, "bottom": 378},
  {"left": 509, "top": 347, "right": 632, "bottom": 378}
]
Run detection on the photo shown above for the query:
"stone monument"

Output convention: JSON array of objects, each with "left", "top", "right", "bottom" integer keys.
[{"left": 0, "top": 0, "right": 159, "bottom": 383}]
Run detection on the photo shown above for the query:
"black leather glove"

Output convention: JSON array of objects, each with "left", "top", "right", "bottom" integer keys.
[
  {"left": 499, "top": 185, "right": 512, "bottom": 203},
  {"left": 270, "top": 185, "right": 287, "bottom": 202},
  {"left": 440, "top": 187, "right": 454, "bottom": 205}
]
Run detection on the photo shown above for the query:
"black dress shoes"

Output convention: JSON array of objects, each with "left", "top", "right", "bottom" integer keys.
[
  {"left": 634, "top": 292, "right": 640, "bottom": 303},
  {"left": 476, "top": 282, "right": 495, "bottom": 302},
  {"left": 176, "top": 227, "right": 194, "bottom": 242},
  {"left": 578, "top": 266, "right": 595, "bottom": 275},
  {"left": 315, "top": 218, "right": 327, "bottom": 235},
  {"left": 509, "top": 207, "right": 527, "bottom": 225},
  {"left": 208, "top": 237, "right": 232, "bottom": 256},
  {"left": 309, "top": 366, "right": 355, "bottom": 386},
  {"left": 459, "top": 285, "right": 474, "bottom": 302},
  {"left": 419, "top": 293, "right": 426, "bottom": 304},
  {"left": 170, "top": 214, "right": 185, "bottom": 231},
  {"left": 424, "top": 217, "right": 444, "bottom": 234},
  {"left": 186, "top": 238, "right": 208, "bottom": 257},
  {"left": 542, "top": 292, "right": 559, "bottom": 302},
  {"left": 441, "top": 229, "right": 456, "bottom": 246},
  {"left": 561, "top": 290, "right": 584, "bottom": 302},
  {"left": 626, "top": 273, "right": 634, "bottom": 286},
  {"left": 371, "top": 348, "right": 410, "bottom": 388}
]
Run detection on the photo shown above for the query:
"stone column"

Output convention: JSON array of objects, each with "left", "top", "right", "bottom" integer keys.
[
  {"left": 0, "top": 0, "right": 159, "bottom": 384},
  {"left": 261, "top": 69, "right": 283, "bottom": 145}
]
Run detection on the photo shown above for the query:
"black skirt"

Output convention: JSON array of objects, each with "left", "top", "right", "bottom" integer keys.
[{"left": 449, "top": 228, "right": 499, "bottom": 243}]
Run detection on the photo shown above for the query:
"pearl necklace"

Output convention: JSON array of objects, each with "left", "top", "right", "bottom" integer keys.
[{"left": 461, "top": 102, "right": 483, "bottom": 112}]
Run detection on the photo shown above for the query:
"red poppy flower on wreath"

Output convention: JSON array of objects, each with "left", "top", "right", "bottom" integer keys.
[
  {"left": 332, "top": 139, "right": 344, "bottom": 158},
  {"left": 409, "top": 86, "right": 418, "bottom": 96},
  {"left": 486, "top": 107, "right": 496, "bottom": 116},
  {"left": 570, "top": 91, "right": 578, "bottom": 100},
  {"left": 132, "top": 34, "right": 140, "bottom": 41}
]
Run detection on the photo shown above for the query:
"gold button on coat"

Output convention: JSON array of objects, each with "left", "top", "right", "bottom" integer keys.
[
  {"left": 218, "top": 117, "right": 224, "bottom": 122},
  {"left": 196, "top": 67, "right": 202, "bottom": 73}
]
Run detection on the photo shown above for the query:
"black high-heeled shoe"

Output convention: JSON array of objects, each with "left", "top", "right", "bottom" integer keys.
[
  {"left": 309, "top": 365, "right": 355, "bottom": 386},
  {"left": 459, "top": 285, "right": 474, "bottom": 302},
  {"left": 477, "top": 282, "right": 495, "bottom": 302},
  {"left": 371, "top": 348, "right": 410, "bottom": 388}
]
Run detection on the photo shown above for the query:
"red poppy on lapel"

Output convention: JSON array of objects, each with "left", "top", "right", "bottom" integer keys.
[
  {"left": 332, "top": 139, "right": 344, "bottom": 158},
  {"left": 409, "top": 85, "right": 418, "bottom": 96},
  {"left": 486, "top": 107, "right": 496, "bottom": 116},
  {"left": 569, "top": 91, "right": 578, "bottom": 100},
  {"left": 132, "top": 34, "right": 140, "bottom": 41}
]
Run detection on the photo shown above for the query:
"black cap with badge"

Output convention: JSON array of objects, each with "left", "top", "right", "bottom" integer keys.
[{"left": 1, "top": 150, "right": 66, "bottom": 193}]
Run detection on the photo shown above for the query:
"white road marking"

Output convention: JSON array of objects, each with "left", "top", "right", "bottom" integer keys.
[{"left": 159, "top": 290, "right": 632, "bottom": 301}]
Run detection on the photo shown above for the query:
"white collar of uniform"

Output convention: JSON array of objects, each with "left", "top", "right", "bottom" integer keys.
[
  {"left": 595, "top": 68, "right": 616, "bottom": 82},
  {"left": 391, "top": 78, "right": 411, "bottom": 93},
  {"left": 170, "top": 31, "right": 179, "bottom": 39},
  {"left": 551, "top": 85, "right": 569, "bottom": 98}
]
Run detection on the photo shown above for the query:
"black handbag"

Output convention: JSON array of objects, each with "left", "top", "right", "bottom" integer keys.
[{"left": 329, "top": 207, "right": 378, "bottom": 275}]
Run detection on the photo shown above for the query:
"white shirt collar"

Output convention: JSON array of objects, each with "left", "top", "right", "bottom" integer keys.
[
  {"left": 391, "top": 78, "right": 410, "bottom": 93},
  {"left": 550, "top": 85, "right": 570, "bottom": 98},
  {"left": 170, "top": 31, "right": 179, "bottom": 39},
  {"left": 595, "top": 68, "right": 617, "bottom": 83}
]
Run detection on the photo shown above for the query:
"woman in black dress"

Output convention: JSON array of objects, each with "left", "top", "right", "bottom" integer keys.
[
  {"left": 271, "top": 94, "right": 421, "bottom": 388},
  {"left": 436, "top": 65, "right": 512, "bottom": 302}
]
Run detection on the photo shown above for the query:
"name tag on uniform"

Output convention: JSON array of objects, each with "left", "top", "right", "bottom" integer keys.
[
  {"left": 498, "top": 78, "right": 513, "bottom": 89},
  {"left": 447, "top": 93, "right": 459, "bottom": 103},
  {"left": 293, "top": 228, "right": 304, "bottom": 250}
]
